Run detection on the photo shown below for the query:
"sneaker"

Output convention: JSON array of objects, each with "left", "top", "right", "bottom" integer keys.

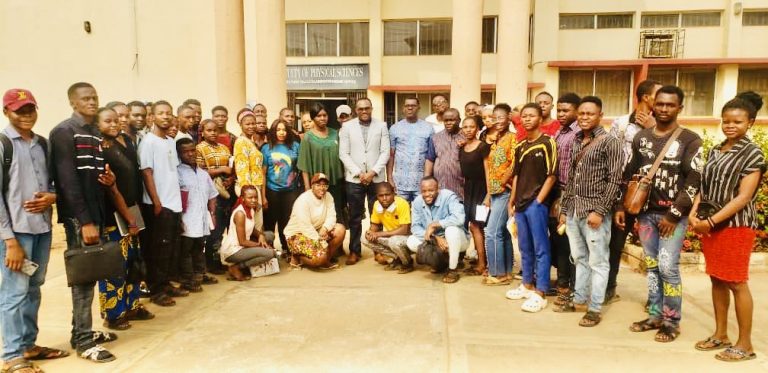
[
  {"left": 78, "top": 345, "right": 116, "bottom": 363},
  {"left": 521, "top": 293, "right": 548, "bottom": 313},
  {"left": 505, "top": 284, "right": 533, "bottom": 300}
]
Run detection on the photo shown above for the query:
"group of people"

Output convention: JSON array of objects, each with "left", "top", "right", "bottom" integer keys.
[{"left": 0, "top": 80, "right": 764, "bottom": 372}]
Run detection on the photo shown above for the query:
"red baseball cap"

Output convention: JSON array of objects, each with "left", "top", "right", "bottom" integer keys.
[{"left": 3, "top": 89, "right": 38, "bottom": 111}]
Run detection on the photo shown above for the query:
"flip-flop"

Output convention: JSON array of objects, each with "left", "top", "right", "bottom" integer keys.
[
  {"left": 629, "top": 318, "right": 662, "bottom": 332},
  {"left": 694, "top": 337, "right": 732, "bottom": 351},
  {"left": 1, "top": 358, "right": 43, "bottom": 373},
  {"left": 24, "top": 345, "right": 70, "bottom": 360},
  {"left": 715, "top": 347, "right": 757, "bottom": 362},
  {"left": 482, "top": 276, "right": 511, "bottom": 286}
]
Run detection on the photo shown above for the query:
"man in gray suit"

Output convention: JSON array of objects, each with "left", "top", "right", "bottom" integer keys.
[{"left": 339, "top": 98, "right": 390, "bottom": 265}]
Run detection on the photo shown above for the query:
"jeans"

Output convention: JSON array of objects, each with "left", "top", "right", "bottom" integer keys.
[
  {"left": 407, "top": 226, "right": 469, "bottom": 270},
  {"left": 179, "top": 236, "right": 206, "bottom": 286},
  {"left": 363, "top": 235, "right": 411, "bottom": 265},
  {"left": 264, "top": 188, "right": 299, "bottom": 251},
  {"left": 205, "top": 194, "right": 234, "bottom": 270},
  {"left": 484, "top": 192, "right": 513, "bottom": 277},
  {"left": 396, "top": 190, "right": 418, "bottom": 203},
  {"left": 638, "top": 213, "right": 687, "bottom": 327},
  {"left": 566, "top": 215, "right": 611, "bottom": 313},
  {"left": 139, "top": 205, "right": 181, "bottom": 296},
  {"left": 63, "top": 217, "right": 101, "bottom": 351},
  {"left": 346, "top": 182, "right": 378, "bottom": 256},
  {"left": 515, "top": 201, "right": 551, "bottom": 293},
  {"left": 224, "top": 232, "right": 276, "bottom": 268},
  {"left": 549, "top": 217, "right": 574, "bottom": 290},
  {"left": 0, "top": 231, "right": 52, "bottom": 361}
]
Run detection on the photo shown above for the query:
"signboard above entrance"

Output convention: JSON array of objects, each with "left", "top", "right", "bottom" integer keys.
[{"left": 286, "top": 64, "right": 369, "bottom": 91}]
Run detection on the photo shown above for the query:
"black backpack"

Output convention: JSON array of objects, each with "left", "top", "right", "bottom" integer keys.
[
  {"left": 415, "top": 238, "right": 448, "bottom": 273},
  {"left": 0, "top": 133, "right": 49, "bottom": 197}
]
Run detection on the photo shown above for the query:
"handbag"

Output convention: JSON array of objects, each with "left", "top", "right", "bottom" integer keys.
[
  {"left": 249, "top": 257, "right": 281, "bottom": 278},
  {"left": 415, "top": 238, "right": 448, "bottom": 273},
  {"left": 623, "top": 128, "right": 683, "bottom": 215},
  {"left": 697, "top": 200, "right": 728, "bottom": 231},
  {"left": 64, "top": 239, "right": 125, "bottom": 287}
]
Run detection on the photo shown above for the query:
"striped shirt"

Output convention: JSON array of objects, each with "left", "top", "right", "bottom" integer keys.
[
  {"left": 562, "top": 126, "right": 624, "bottom": 218},
  {"left": 554, "top": 121, "right": 579, "bottom": 187},
  {"left": 426, "top": 129, "right": 465, "bottom": 200},
  {"left": 701, "top": 137, "right": 766, "bottom": 228}
]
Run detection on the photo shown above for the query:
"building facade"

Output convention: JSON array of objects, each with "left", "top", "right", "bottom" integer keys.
[{"left": 1, "top": 0, "right": 767, "bottom": 135}]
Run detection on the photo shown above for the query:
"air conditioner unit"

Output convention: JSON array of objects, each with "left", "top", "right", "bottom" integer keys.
[{"left": 639, "top": 30, "right": 684, "bottom": 59}]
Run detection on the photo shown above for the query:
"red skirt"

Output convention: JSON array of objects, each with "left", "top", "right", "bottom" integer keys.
[{"left": 701, "top": 227, "right": 756, "bottom": 282}]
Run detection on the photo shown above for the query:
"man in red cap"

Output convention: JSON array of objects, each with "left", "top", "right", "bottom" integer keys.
[{"left": 1, "top": 89, "right": 68, "bottom": 372}]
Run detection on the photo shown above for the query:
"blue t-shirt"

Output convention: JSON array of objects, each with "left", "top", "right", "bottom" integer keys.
[{"left": 261, "top": 142, "right": 301, "bottom": 192}]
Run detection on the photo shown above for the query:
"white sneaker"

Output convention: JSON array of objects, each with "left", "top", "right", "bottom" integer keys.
[
  {"left": 521, "top": 293, "right": 548, "bottom": 313},
  {"left": 505, "top": 284, "right": 533, "bottom": 300}
]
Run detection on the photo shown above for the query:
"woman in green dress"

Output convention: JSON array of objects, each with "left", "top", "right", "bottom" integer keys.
[{"left": 297, "top": 103, "right": 347, "bottom": 226}]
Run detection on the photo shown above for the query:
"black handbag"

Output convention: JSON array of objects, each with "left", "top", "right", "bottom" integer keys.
[
  {"left": 415, "top": 238, "right": 448, "bottom": 273},
  {"left": 697, "top": 200, "right": 728, "bottom": 231},
  {"left": 64, "top": 239, "right": 125, "bottom": 286}
]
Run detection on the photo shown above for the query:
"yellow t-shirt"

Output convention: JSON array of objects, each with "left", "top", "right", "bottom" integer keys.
[{"left": 370, "top": 196, "right": 411, "bottom": 232}]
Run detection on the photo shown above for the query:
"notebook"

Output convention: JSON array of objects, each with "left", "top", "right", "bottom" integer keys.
[{"left": 115, "top": 205, "right": 146, "bottom": 237}]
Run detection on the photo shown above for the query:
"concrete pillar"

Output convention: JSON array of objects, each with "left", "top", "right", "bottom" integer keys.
[
  {"left": 714, "top": 64, "right": 739, "bottom": 116},
  {"left": 243, "top": 0, "right": 286, "bottom": 121},
  {"left": 450, "top": 0, "right": 483, "bottom": 110},
  {"left": 367, "top": 0, "right": 385, "bottom": 119},
  {"left": 496, "top": 0, "right": 530, "bottom": 106},
  {"left": 213, "top": 0, "right": 246, "bottom": 134}
]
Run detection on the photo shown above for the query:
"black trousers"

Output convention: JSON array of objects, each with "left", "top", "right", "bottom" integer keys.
[
  {"left": 179, "top": 236, "right": 206, "bottom": 286},
  {"left": 346, "top": 182, "right": 379, "bottom": 256},
  {"left": 607, "top": 213, "right": 636, "bottom": 291},
  {"left": 205, "top": 193, "right": 235, "bottom": 271},
  {"left": 140, "top": 205, "right": 180, "bottom": 295},
  {"left": 264, "top": 188, "right": 300, "bottom": 251},
  {"left": 548, "top": 217, "right": 574, "bottom": 290}
]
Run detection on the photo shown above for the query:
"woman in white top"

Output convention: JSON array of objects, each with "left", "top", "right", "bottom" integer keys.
[
  {"left": 283, "top": 173, "right": 346, "bottom": 269},
  {"left": 219, "top": 185, "right": 275, "bottom": 281}
]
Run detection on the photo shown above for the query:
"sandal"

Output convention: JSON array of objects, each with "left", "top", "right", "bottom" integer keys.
[
  {"left": 521, "top": 293, "right": 548, "bottom": 313},
  {"left": 315, "top": 263, "right": 339, "bottom": 271},
  {"left": 552, "top": 301, "right": 587, "bottom": 313},
  {"left": 462, "top": 267, "right": 483, "bottom": 276},
  {"left": 150, "top": 293, "right": 176, "bottom": 307},
  {"left": 397, "top": 264, "right": 414, "bottom": 274},
  {"left": 579, "top": 311, "right": 602, "bottom": 327},
  {"left": 201, "top": 275, "right": 219, "bottom": 285},
  {"left": 482, "top": 276, "right": 511, "bottom": 286},
  {"left": 126, "top": 306, "right": 155, "bottom": 321},
  {"left": 629, "top": 318, "right": 662, "bottom": 333},
  {"left": 104, "top": 317, "right": 131, "bottom": 331},
  {"left": 654, "top": 324, "right": 681, "bottom": 343},
  {"left": 715, "top": 347, "right": 757, "bottom": 362},
  {"left": 442, "top": 270, "right": 460, "bottom": 284},
  {"left": 1, "top": 358, "right": 43, "bottom": 373},
  {"left": 24, "top": 345, "right": 70, "bottom": 360},
  {"left": 384, "top": 260, "right": 402, "bottom": 272},
  {"left": 695, "top": 337, "right": 732, "bottom": 351},
  {"left": 554, "top": 291, "right": 572, "bottom": 307}
]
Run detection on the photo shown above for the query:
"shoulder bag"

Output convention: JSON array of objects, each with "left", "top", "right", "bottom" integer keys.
[{"left": 623, "top": 127, "right": 683, "bottom": 215}]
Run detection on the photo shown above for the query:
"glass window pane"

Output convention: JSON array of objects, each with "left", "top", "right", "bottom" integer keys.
[
  {"left": 743, "top": 11, "right": 768, "bottom": 26},
  {"left": 480, "top": 91, "right": 495, "bottom": 106},
  {"left": 682, "top": 12, "right": 721, "bottom": 27},
  {"left": 647, "top": 68, "right": 677, "bottom": 86},
  {"left": 286, "top": 23, "right": 306, "bottom": 57},
  {"left": 419, "top": 20, "right": 452, "bottom": 55},
  {"left": 559, "top": 70, "right": 594, "bottom": 98},
  {"left": 307, "top": 23, "right": 337, "bottom": 56},
  {"left": 678, "top": 69, "right": 716, "bottom": 116},
  {"left": 383, "top": 21, "right": 417, "bottom": 56},
  {"left": 559, "top": 14, "right": 595, "bottom": 29},
  {"left": 597, "top": 14, "right": 633, "bottom": 29},
  {"left": 339, "top": 22, "right": 369, "bottom": 56},
  {"left": 595, "top": 70, "right": 631, "bottom": 116},
  {"left": 641, "top": 13, "right": 679, "bottom": 28},
  {"left": 738, "top": 69, "right": 768, "bottom": 117},
  {"left": 481, "top": 17, "right": 496, "bottom": 53}
]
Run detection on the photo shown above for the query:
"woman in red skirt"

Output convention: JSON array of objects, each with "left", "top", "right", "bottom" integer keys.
[{"left": 689, "top": 91, "right": 766, "bottom": 362}]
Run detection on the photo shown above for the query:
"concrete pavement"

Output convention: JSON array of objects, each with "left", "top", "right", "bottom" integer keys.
[{"left": 18, "top": 225, "right": 768, "bottom": 372}]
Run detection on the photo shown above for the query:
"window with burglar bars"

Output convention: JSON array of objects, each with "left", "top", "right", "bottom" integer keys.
[
  {"left": 286, "top": 22, "right": 369, "bottom": 57},
  {"left": 384, "top": 19, "right": 452, "bottom": 56}
]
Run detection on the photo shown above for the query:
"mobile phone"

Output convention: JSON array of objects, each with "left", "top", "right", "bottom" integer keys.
[{"left": 21, "top": 259, "right": 39, "bottom": 276}]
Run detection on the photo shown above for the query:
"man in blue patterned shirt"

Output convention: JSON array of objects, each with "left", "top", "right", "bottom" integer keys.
[{"left": 387, "top": 97, "right": 434, "bottom": 202}]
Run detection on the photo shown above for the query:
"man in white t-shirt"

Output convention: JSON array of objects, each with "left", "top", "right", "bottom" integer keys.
[
  {"left": 425, "top": 94, "right": 448, "bottom": 133},
  {"left": 139, "top": 100, "right": 186, "bottom": 307}
]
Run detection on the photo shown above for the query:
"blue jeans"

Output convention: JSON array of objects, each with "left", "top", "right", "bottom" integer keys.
[
  {"left": 638, "top": 213, "right": 687, "bottom": 327},
  {"left": 485, "top": 192, "right": 513, "bottom": 277},
  {"left": 396, "top": 190, "right": 419, "bottom": 203},
  {"left": 566, "top": 215, "right": 611, "bottom": 312},
  {"left": 515, "top": 201, "right": 551, "bottom": 293},
  {"left": 63, "top": 217, "right": 103, "bottom": 350},
  {"left": 0, "top": 232, "right": 52, "bottom": 361},
  {"left": 346, "top": 182, "right": 378, "bottom": 256}
]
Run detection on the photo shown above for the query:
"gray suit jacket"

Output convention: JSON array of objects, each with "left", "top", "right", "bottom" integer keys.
[{"left": 338, "top": 118, "right": 390, "bottom": 184}]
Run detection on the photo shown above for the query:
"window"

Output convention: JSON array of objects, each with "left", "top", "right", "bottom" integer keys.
[
  {"left": 559, "top": 15, "right": 594, "bottom": 29},
  {"left": 648, "top": 68, "right": 716, "bottom": 116},
  {"left": 285, "top": 22, "right": 369, "bottom": 57},
  {"left": 597, "top": 14, "right": 633, "bottom": 29},
  {"left": 558, "top": 69, "right": 632, "bottom": 116},
  {"left": 738, "top": 69, "right": 768, "bottom": 117},
  {"left": 743, "top": 11, "right": 768, "bottom": 26},
  {"left": 560, "top": 13, "right": 633, "bottom": 29},
  {"left": 481, "top": 17, "right": 497, "bottom": 53},
  {"left": 642, "top": 11, "right": 721, "bottom": 28},
  {"left": 681, "top": 12, "right": 721, "bottom": 27},
  {"left": 383, "top": 20, "right": 452, "bottom": 56}
]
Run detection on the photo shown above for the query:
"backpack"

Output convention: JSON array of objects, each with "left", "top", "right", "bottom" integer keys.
[
  {"left": 0, "top": 133, "right": 49, "bottom": 197},
  {"left": 415, "top": 238, "right": 448, "bottom": 273}
]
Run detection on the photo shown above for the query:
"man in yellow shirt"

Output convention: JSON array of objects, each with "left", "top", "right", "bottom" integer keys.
[{"left": 363, "top": 183, "right": 412, "bottom": 273}]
